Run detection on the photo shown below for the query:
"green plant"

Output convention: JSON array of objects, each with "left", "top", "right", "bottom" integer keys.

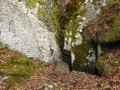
[{"left": 25, "top": 0, "right": 37, "bottom": 8}]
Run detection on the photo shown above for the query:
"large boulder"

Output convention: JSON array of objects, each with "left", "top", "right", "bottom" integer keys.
[
  {"left": 72, "top": 37, "right": 96, "bottom": 73},
  {"left": 0, "top": 0, "right": 61, "bottom": 62},
  {"left": 63, "top": 0, "right": 109, "bottom": 72},
  {"left": 96, "top": 45, "right": 120, "bottom": 77},
  {"left": 87, "top": 2, "right": 120, "bottom": 43}
]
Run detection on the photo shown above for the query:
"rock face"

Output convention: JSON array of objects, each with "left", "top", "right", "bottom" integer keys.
[
  {"left": 63, "top": 0, "right": 109, "bottom": 73},
  {"left": 87, "top": 1, "right": 120, "bottom": 76},
  {"left": 0, "top": 0, "right": 119, "bottom": 77},
  {"left": 62, "top": 0, "right": 120, "bottom": 75},
  {"left": 0, "top": 0, "right": 61, "bottom": 62},
  {"left": 72, "top": 38, "right": 96, "bottom": 72}
]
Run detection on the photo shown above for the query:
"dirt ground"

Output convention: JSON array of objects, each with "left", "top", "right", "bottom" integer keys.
[
  {"left": 0, "top": 45, "right": 120, "bottom": 90},
  {"left": 11, "top": 64, "right": 120, "bottom": 90}
]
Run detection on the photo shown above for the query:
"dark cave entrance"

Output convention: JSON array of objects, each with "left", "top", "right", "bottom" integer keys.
[
  {"left": 61, "top": 40, "right": 120, "bottom": 75},
  {"left": 62, "top": 49, "right": 72, "bottom": 71},
  {"left": 91, "top": 40, "right": 120, "bottom": 76}
]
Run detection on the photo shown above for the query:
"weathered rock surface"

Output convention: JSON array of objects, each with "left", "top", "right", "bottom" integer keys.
[{"left": 0, "top": 0, "right": 61, "bottom": 62}]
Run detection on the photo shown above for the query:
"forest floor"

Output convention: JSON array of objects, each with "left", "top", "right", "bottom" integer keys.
[{"left": 0, "top": 45, "right": 120, "bottom": 90}]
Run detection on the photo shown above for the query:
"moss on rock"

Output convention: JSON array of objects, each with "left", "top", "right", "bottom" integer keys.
[
  {"left": 23, "top": 0, "right": 61, "bottom": 45},
  {"left": 37, "top": 7, "right": 46, "bottom": 19},
  {"left": 72, "top": 37, "right": 96, "bottom": 73},
  {"left": 96, "top": 47, "right": 120, "bottom": 77},
  {"left": 0, "top": 45, "right": 43, "bottom": 89},
  {"left": 103, "top": 15, "right": 120, "bottom": 43},
  {"left": 72, "top": 27, "right": 96, "bottom": 73},
  {"left": 24, "top": 0, "right": 47, "bottom": 8},
  {"left": 63, "top": 0, "right": 97, "bottom": 73},
  {"left": 25, "top": 0, "right": 37, "bottom": 8},
  {"left": 63, "top": 0, "right": 87, "bottom": 46},
  {"left": 72, "top": 41, "right": 89, "bottom": 71},
  {"left": 87, "top": 2, "right": 120, "bottom": 43}
]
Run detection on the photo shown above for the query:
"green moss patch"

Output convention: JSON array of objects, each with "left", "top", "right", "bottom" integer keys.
[
  {"left": 62, "top": 0, "right": 87, "bottom": 46},
  {"left": 24, "top": 0, "right": 47, "bottom": 9},
  {"left": 23, "top": 0, "right": 61, "bottom": 45},
  {"left": 72, "top": 41, "right": 90, "bottom": 71},
  {"left": 51, "top": 2, "right": 60, "bottom": 31},
  {"left": 51, "top": 1, "right": 61, "bottom": 46},
  {"left": 103, "top": 15, "right": 120, "bottom": 43},
  {"left": 62, "top": 0, "right": 97, "bottom": 72},
  {"left": 0, "top": 45, "right": 43, "bottom": 89},
  {"left": 87, "top": 2, "right": 120, "bottom": 43},
  {"left": 72, "top": 29, "right": 96, "bottom": 72},
  {"left": 72, "top": 38, "right": 96, "bottom": 73},
  {"left": 37, "top": 7, "right": 46, "bottom": 19},
  {"left": 25, "top": 0, "right": 37, "bottom": 8},
  {"left": 96, "top": 47, "right": 120, "bottom": 77}
]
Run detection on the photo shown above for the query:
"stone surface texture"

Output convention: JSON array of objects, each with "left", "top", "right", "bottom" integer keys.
[{"left": 0, "top": 0, "right": 61, "bottom": 62}]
